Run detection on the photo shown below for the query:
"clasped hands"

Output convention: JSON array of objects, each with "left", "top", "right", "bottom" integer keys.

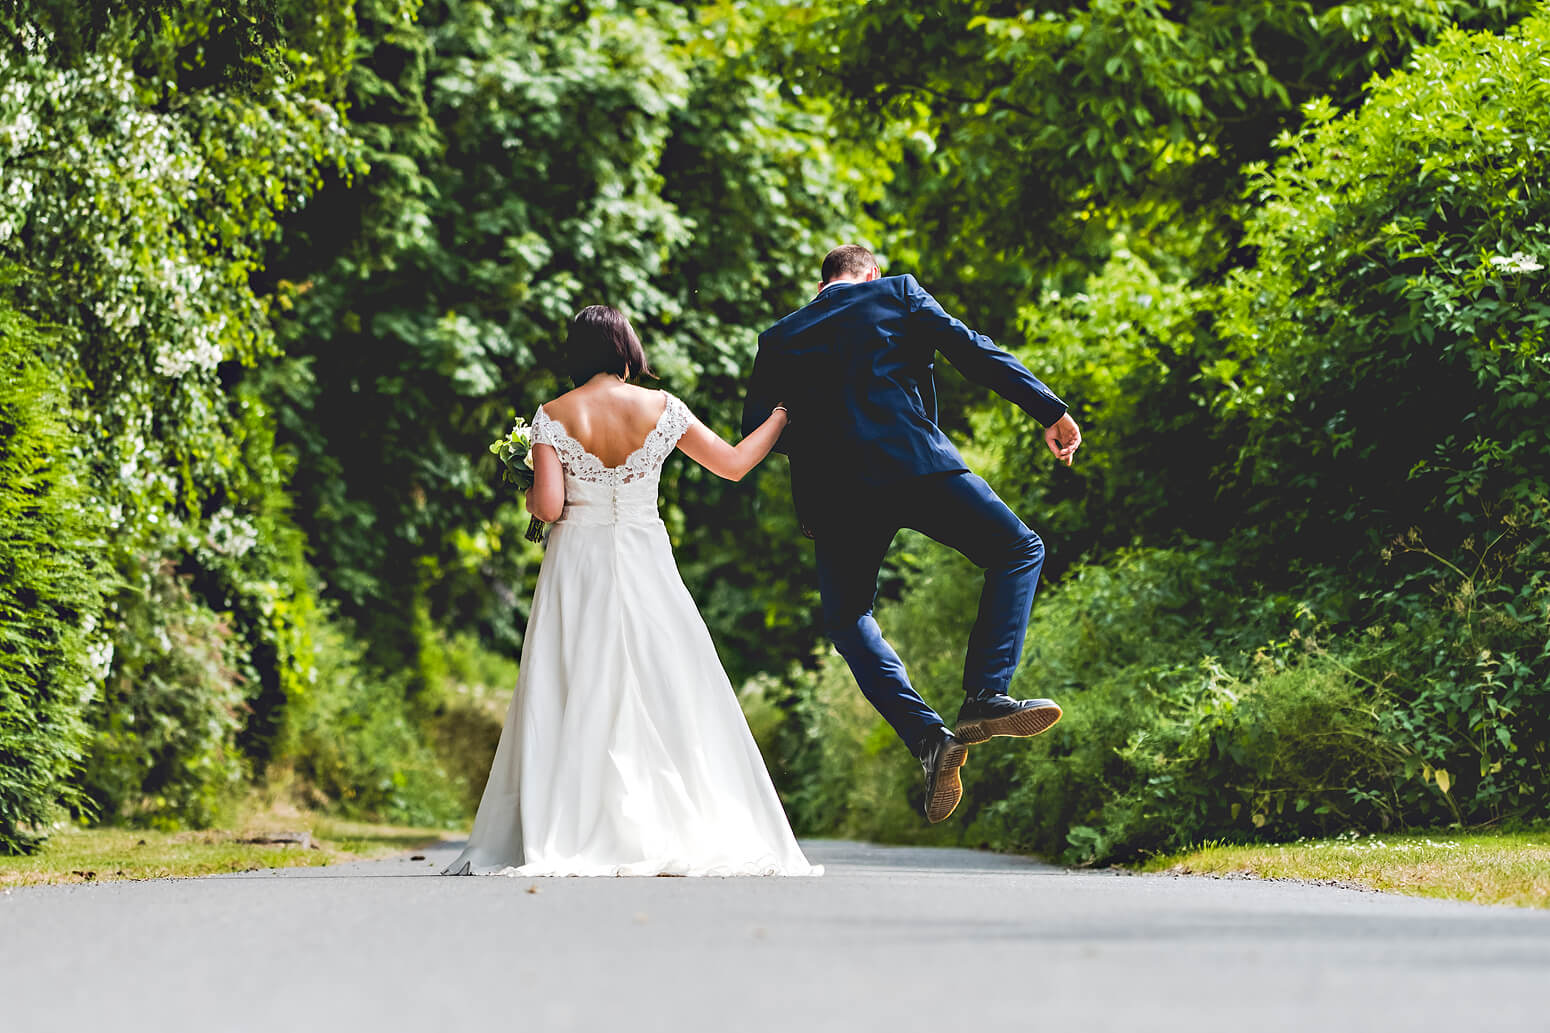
[{"left": 1044, "top": 413, "right": 1082, "bottom": 467}]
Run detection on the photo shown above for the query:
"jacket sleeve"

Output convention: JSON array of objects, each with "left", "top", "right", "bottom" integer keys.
[
  {"left": 742, "top": 333, "right": 789, "bottom": 454},
  {"left": 904, "top": 274, "right": 1068, "bottom": 427}
]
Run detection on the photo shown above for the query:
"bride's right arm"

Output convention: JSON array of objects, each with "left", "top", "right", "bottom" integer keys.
[
  {"left": 526, "top": 444, "right": 565, "bottom": 522},
  {"left": 677, "top": 407, "right": 788, "bottom": 483}
]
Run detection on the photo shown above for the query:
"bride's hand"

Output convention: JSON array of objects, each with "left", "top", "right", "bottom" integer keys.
[{"left": 1044, "top": 413, "right": 1081, "bottom": 467}]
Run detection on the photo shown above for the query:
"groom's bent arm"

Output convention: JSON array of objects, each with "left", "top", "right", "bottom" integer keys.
[
  {"left": 903, "top": 274, "right": 1068, "bottom": 428},
  {"left": 741, "top": 336, "right": 790, "bottom": 454}
]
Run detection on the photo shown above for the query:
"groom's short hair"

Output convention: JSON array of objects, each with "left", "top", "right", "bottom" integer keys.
[{"left": 821, "top": 245, "right": 879, "bottom": 284}]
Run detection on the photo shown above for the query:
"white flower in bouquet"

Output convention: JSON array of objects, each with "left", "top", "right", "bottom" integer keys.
[{"left": 489, "top": 417, "right": 536, "bottom": 490}]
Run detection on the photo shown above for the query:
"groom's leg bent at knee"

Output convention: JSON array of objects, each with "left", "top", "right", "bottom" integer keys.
[{"left": 906, "top": 473, "right": 1047, "bottom": 697}]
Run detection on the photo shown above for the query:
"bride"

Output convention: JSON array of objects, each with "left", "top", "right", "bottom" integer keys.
[{"left": 444, "top": 305, "right": 821, "bottom": 877}]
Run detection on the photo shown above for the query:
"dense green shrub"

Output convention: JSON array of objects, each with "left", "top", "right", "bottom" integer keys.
[
  {"left": 417, "top": 630, "right": 519, "bottom": 813},
  {"left": 1363, "top": 522, "right": 1550, "bottom": 827},
  {"left": 0, "top": 294, "right": 106, "bottom": 854},
  {"left": 1217, "top": 12, "right": 1550, "bottom": 563},
  {"left": 81, "top": 561, "right": 248, "bottom": 827},
  {"left": 278, "top": 617, "right": 465, "bottom": 827},
  {"left": 759, "top": 545, "right": 1402, "bottom": 862},
  {"left": 975, "top": 550, "right": 1402, "bottom": 863},
  {"left": 1213, "top": 9, "right": 1550, "bottom": 826}
]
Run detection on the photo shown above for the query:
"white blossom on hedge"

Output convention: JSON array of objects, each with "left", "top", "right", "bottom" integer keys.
[
  {"left": 1488, "top": 251, "right": 1544, "bottom": 274},
  {"left": 207, "top": 509, "right": 260, "bottom": 558}
]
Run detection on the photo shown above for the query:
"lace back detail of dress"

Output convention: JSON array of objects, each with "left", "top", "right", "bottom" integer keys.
[{"left": 531, "top": 394, "right": 690, "bottom": 485}]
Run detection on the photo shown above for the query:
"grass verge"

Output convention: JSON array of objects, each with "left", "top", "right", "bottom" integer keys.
[
  {"left": 1141, "top": 828, "right": 1550, "bottom": 909},
  {"left": 0, "top": 809, "right": 452, "bottom": 888}
]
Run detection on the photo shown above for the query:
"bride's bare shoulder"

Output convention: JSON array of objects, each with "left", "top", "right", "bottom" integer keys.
[
  {"left": 537, "top": 386, "right": 587, "bottom": 421},
  {"left": 606, "top": 384, "right": 671, "bottom": 417},
  {"left": 634, "top": 385, "right": 671, "bottom": 411},
  {"left": 538, "top": 384, "right": 666, "bottom": 428}
]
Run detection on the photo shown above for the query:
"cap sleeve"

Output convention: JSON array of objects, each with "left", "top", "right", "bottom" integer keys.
[
  {"left": 530, "top": 406, "right": 559, "bottom": 449},
  {"left": 660, "top": 393, "right": 693, "bottom": 447}
]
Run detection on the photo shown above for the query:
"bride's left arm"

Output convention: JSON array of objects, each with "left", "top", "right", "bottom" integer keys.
[
  {"left": 526, "top": 443, "right": 565, "bottom": 522},
  {"left": 677, "top": 407, "right": 788, "bottom": 483}
]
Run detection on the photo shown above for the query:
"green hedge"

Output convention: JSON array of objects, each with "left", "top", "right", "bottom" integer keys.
[{"left": 0, "top": 293, "right": 106, "bottom": 854}]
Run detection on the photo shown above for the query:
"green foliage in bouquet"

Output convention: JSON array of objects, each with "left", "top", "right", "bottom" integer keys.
[{"left": 489, "top": 418, "right": 536, "bottom": 492}]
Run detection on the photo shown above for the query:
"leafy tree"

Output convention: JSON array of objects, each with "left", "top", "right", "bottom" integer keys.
[
  {"left": 1217, "top": 18, "right": 1550, "bottom": 563},
  {"left": 1211, "top": 11, "right": 1550, "bottom": 821},
  {"left": 267, "top": 0, "right": 871, "bottom": 683},
  {"left": 757, "top": 0, "right": 1536, "bottom": 317}
]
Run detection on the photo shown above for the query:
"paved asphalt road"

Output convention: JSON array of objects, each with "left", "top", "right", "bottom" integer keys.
[{"left": 3, "top": 839, "right": 1546, "bottom": 1033}]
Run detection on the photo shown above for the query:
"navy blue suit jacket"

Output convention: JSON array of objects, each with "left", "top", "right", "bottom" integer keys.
[{"left": 743, "top": 274, "right": 1067, "bottom": 531}]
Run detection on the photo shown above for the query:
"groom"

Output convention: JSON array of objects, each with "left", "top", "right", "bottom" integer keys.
[{"left": 743, "top": 245, "right": 1082, "bottom": 823}]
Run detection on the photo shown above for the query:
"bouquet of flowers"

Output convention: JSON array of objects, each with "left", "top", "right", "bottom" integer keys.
[{"left": 490, "top": 416, "right": 546, "bottom": 543}]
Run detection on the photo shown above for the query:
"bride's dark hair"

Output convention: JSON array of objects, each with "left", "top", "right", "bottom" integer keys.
[{"left": 566, "top": 305, "right": 654, "bottom": 386}]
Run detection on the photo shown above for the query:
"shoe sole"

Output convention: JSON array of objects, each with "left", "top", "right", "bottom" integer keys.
[
  {"left": 954, "top": 702, "right": 1063, "bottom": 746},
  {"left": 925, "top": 740, "right": 969, "bottom": 824}
]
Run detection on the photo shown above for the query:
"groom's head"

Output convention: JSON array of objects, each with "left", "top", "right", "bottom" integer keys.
[{"left": 819, "top": 245, "right": 880, "bottom": 290}]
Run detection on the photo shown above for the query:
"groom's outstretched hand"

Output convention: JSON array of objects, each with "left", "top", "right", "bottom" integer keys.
[{"left": 1044, "top": 413, "right": 1082, "bottom": 467}]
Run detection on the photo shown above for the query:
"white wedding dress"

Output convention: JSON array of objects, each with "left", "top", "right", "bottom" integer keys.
[{"left": 443, "top": 392, "right": 820, "bottom": 877}]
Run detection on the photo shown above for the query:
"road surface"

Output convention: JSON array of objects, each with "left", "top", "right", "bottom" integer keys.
[{"left": 3, "top": 839, "right": 1545, "bottom": 1032}]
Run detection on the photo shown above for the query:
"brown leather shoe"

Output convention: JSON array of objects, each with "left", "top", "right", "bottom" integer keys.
[
  {"left": 954, "top": 695, "right": 1062, "bottom": 745},
  {"left": 918, "top": 730, "right": 969, "bottom": 823}
]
